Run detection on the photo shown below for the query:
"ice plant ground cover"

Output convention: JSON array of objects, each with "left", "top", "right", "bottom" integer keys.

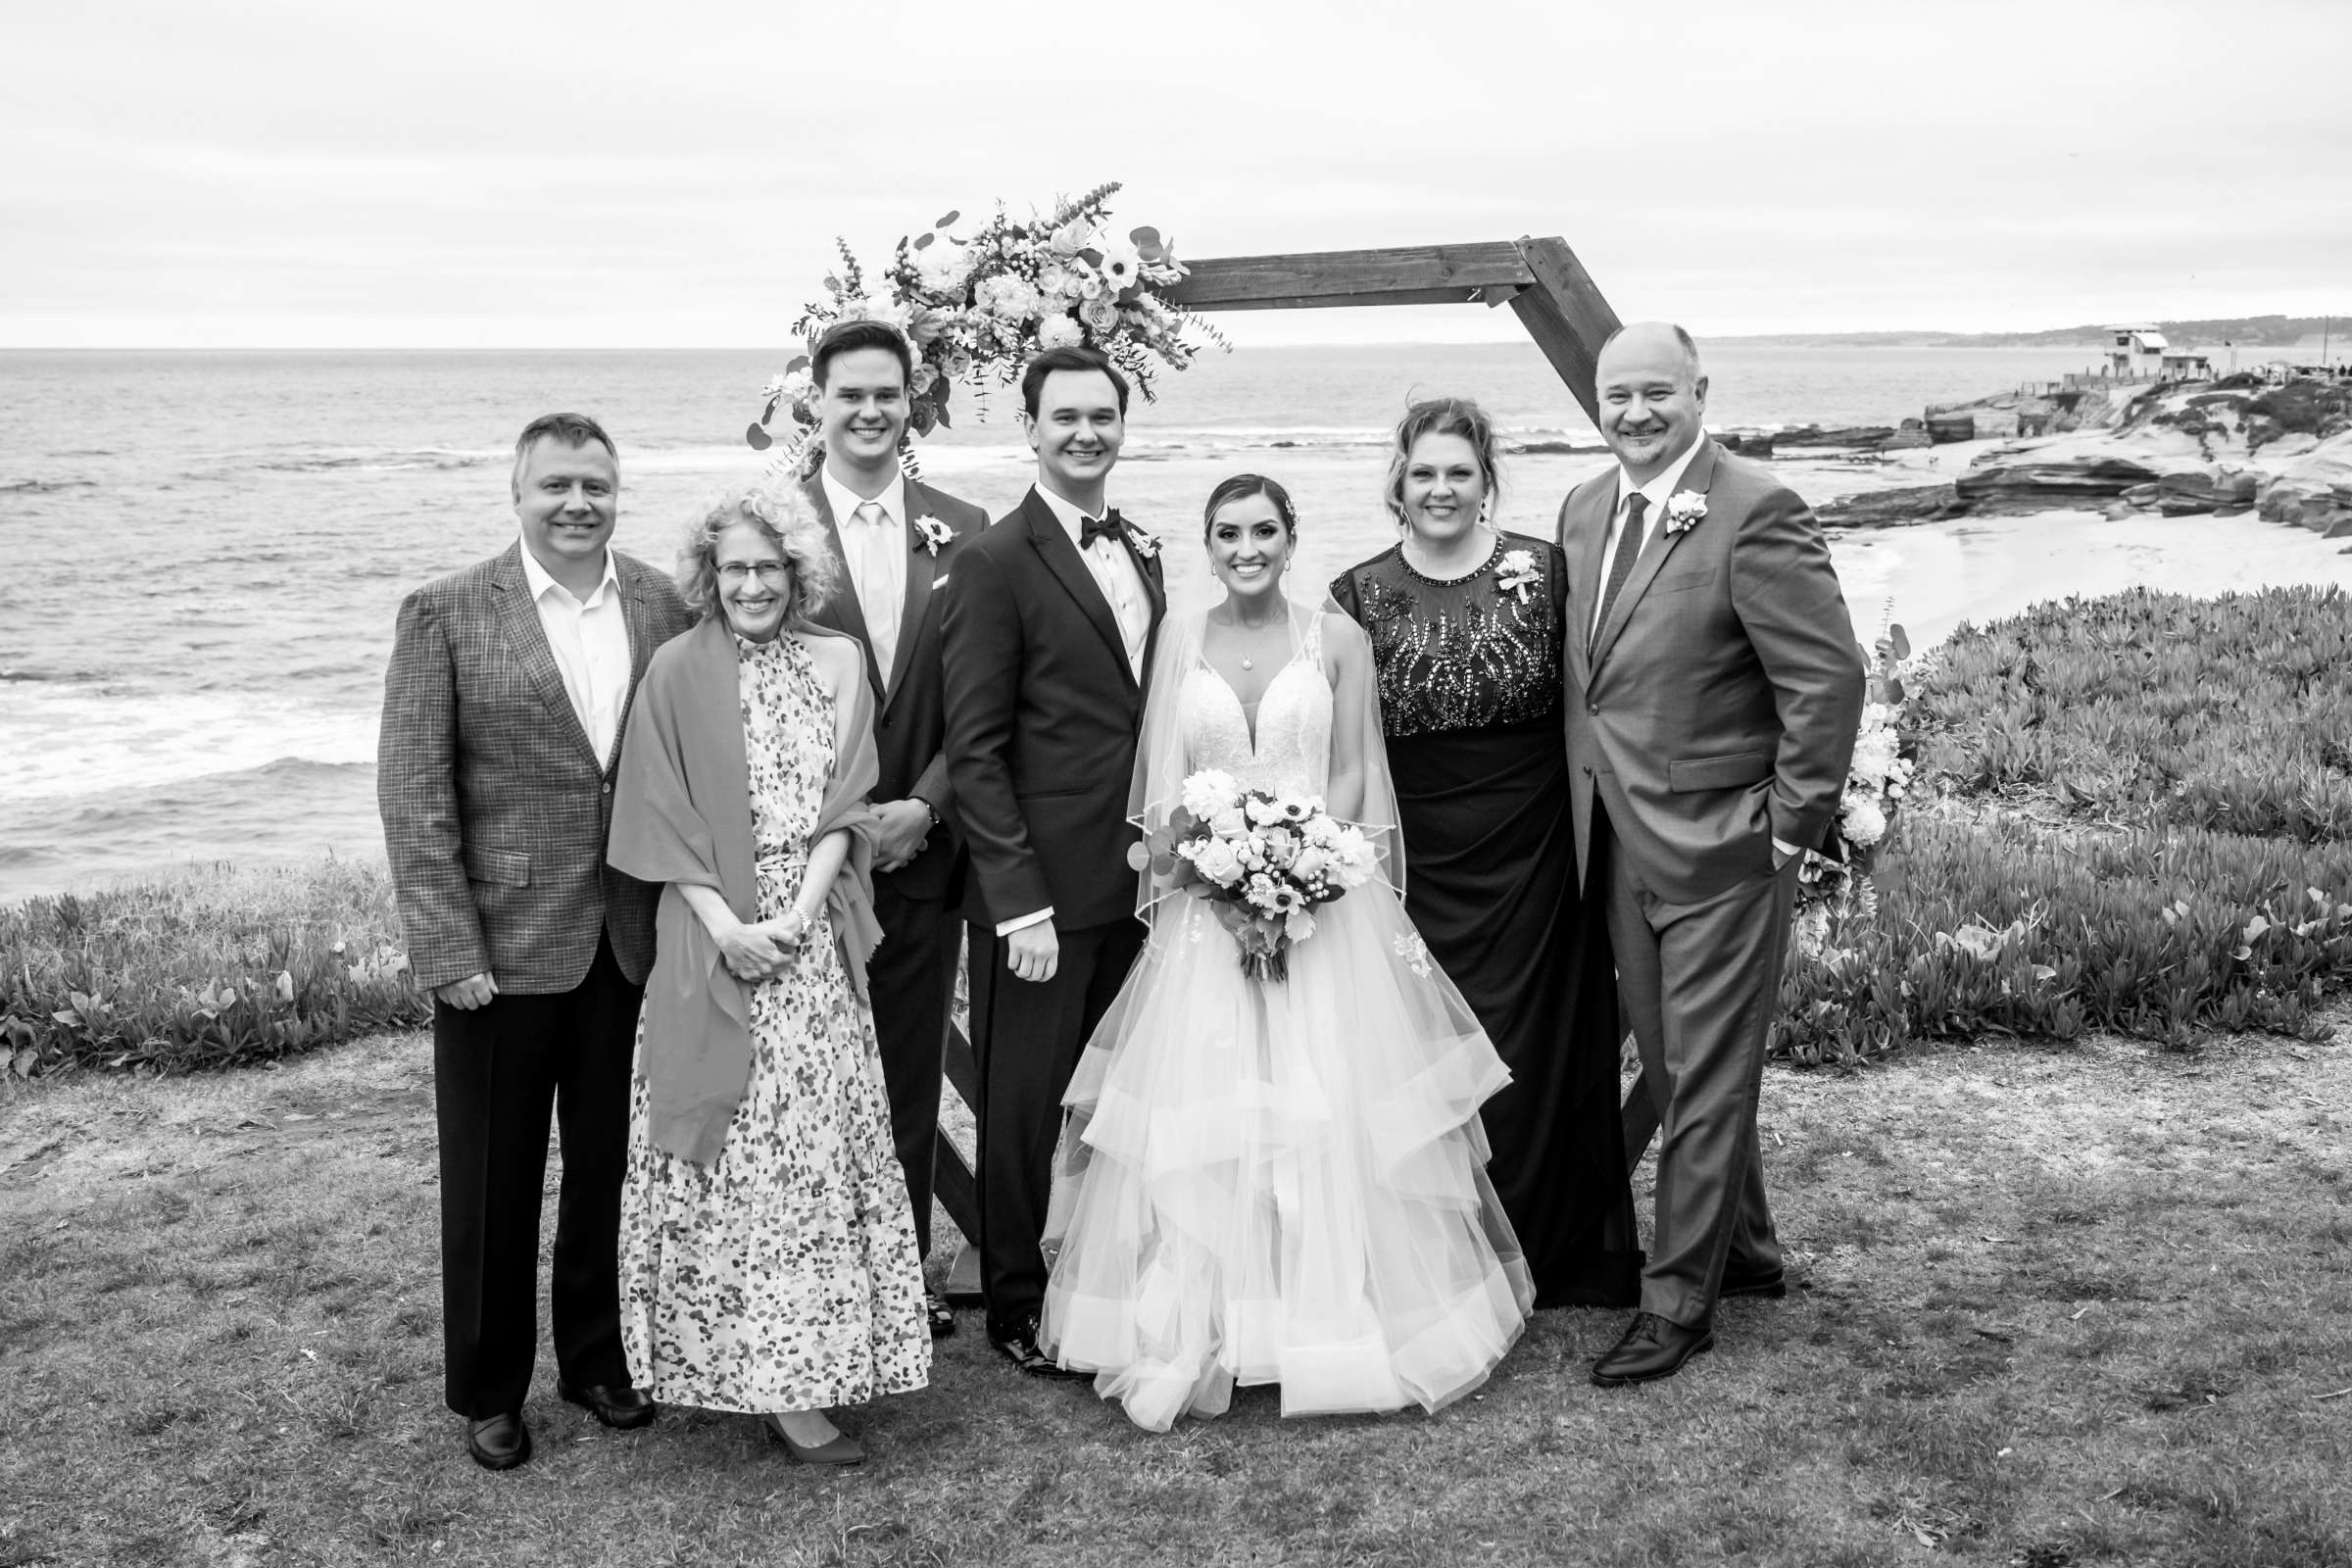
[{"left": 1779, "top": 585, "right": 2352, "bottom": 1064}]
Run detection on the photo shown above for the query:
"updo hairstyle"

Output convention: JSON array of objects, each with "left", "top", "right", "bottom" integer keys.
[{"left": 1382, "top": 397, "right": 1502, "bottom": 524}]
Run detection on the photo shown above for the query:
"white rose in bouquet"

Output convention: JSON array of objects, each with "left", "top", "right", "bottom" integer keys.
[
  {"left": 1189, "top": 838, "right": 1243, "bottom": 886},
  {"left": 1292, "top": 846, "right": 1328, "bottom": 882},
  {"left": 1067, "top": 260, "right": 1106, "bottom": 300},
  {"left": 1037, "top": 262, "right": 1074, "bottom": 299},
  {"left": 1081, "top": 295, "right": 1119, "bottom": 335},
  {"left": 1050, "top": 217, "right": 1097, "bottom": 257},
  {"left": 1182, "top": 769, "right": 1239, "bottom": 819},
  {"left": 1209, "top": 805, "right": 1249, "bottom": 839},
  {"left": 1244, "top": 796, "right": 1283, "bottom": 827}
]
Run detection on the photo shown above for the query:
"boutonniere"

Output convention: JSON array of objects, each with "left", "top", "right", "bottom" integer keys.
[
  {"left": 1127, "top": 526, "right": 1162, "bottom": 560},
  {"left": 912, "top": 515, "right": 956, "bottom": 557},
  {"left": 1664, "top": 492, "right": 1709, "bottom": 536},
  {"left": 1494, "top": 548, "right": 1543, "bottom": 605}
]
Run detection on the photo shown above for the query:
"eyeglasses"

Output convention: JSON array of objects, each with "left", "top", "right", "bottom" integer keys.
[{"left": 715, "top": 561, "right": 792, "bottom": 584}]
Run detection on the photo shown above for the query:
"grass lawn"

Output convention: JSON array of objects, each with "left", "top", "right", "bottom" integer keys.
[{"left": 4, "top": 1018, "right": 2348, "bottom": 1568}]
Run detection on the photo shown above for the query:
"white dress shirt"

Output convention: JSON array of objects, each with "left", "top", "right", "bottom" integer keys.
[
  {"left": 1591, "top": 435, "right": 1705, "bottom": 644},
  {"left": 1034, "top": 483, "right": 1151, "bottom": 682},
  {"left": 821, "top": 466, "right": 908, "bottom": 681},
  {"left": 518, "top": 539, "right": 630, "bottom": 767},
  {"left": 997, "top": 483, "right": 1152, "bottom": 939},
  {"left": 1592, "top": 439, "right": 1802, "bottom": 864}
]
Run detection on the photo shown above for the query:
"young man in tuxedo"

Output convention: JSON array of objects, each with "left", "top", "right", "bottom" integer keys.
[
  {"left": 939, "top": 345, "right": 1164, "bottom": 1375},
  {"left": 1558, "top": 323, "right": 1866, "bottom": 1385},
  {"left": 795, "top": 318, "right": 988, "bottom": 1337},
  {"left": 377, "top": 413, "right": 695, "bottom": 1468}
]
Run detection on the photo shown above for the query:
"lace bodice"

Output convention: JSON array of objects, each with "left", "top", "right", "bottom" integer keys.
[{"left": 1179, "top": 614, "right": 1331, "bottom": 797}]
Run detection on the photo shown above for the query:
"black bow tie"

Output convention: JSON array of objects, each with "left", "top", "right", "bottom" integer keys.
[{"left": 1080, "top": 511, "right": 1123, "bottom": 550}]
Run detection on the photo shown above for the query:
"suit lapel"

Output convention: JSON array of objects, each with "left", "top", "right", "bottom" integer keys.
[
  {"left": 802, "top": 475, "right": 887, "bottom": 702},
  {"left": 612, "top": 554, "right": 662, "bottom": 773},
  {"left": 1565, "top": 476, "right": 1612, "bottom": 689},
  {"left": 886, "top": 483, "right": 946, "bottom": 709},
  {"left": 490, "top": 543, "right": 602, "bottom": 767},
  {"left": 1024, "top": 489, "right": 1137, "bottom": 691},
  {"left": 1119, "top": 520, "right": 1167, "bottom": 691},
  {"left": 1591, "top": 439, "right": 1719, "bottom": 673}
]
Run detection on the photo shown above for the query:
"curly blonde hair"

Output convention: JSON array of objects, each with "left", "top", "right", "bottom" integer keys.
[{"left": 674, "top": 487, "right": 840, "bottom": 629}]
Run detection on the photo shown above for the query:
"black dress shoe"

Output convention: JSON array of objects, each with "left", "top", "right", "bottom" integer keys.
[
  {"left": 1720, "top": 1267, "right": 1788, "bottom": 1300},
  {"left": 559, "top": 1381, "right": 658, "bottom": 1430},
  {"left": 989, "top": 1316, "right": 1086, "bottom": 1380},
  {"left": 926, "top": 1288, "right": 957, "bottom": 1340},
  {"left": 1591, "top": 1312, "right": 1715, "bottom": 1388},
  {"left": 465, "top": 1412, "right": 531, "bottom": 1471}
]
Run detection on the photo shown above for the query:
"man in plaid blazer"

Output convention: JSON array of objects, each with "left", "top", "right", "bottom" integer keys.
[{"left": 377, "top": 412, "right": 694, "bottom": 1471}]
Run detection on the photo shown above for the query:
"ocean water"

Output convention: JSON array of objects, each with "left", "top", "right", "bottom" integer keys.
[{"left": 6, "top": 342, "right": 2345, "bottom": 901}]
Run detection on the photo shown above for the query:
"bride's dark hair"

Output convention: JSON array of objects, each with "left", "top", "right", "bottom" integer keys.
[{"left": 1201, "top": 473, "right": 1298, "bottom": 540}]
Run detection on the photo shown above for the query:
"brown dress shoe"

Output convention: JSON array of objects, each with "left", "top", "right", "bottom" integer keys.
[
  {"left": 927, "top": 1288, "right": 957, "bottom": 1340},
  {"left": 465, "top": 1412, "right": 531, "bottom": 1471},
  {"left": 1591, "top": 1312, "right": 1715, "bottom": 1387},
  {"left": 559, "top": 1381, "right": 658, "bottom": 1430}
]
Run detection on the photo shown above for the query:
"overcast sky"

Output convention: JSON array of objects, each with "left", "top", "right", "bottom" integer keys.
[{"left": 3, "top": 0, "right": 2345, "bottom": 347}]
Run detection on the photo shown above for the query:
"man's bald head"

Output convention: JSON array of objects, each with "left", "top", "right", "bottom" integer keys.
[{"left": 1594, "top": 321, "right": 1709, "bottom": 484}]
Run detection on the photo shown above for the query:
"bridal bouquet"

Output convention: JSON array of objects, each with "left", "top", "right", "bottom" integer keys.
[
  {"left": 751, "top": 181, "right": 1226, "bottom": 477},
  {"left": 1151, "top": 769, "right": 1381, "bottom": 982},
  {"left": 1794, "top": 612, "right": 1919, "bottom": 954}
]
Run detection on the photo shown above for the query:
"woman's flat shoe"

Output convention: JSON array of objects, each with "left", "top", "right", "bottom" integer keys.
[{"left": 765, "top": 1414, "right": 865, "bottom": 1467}]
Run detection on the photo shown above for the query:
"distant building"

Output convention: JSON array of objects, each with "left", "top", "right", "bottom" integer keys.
[
  {"left": 2106, "top": 325, "right": 2168, "bottom": 378},
  {"left": 2160, "top": 349, "right": 2212, "bottom": 380}
]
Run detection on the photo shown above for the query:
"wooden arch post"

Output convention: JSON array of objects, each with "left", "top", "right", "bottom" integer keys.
[{"left": 936, "top": 235, "right": 1652, "bottom": 1301}]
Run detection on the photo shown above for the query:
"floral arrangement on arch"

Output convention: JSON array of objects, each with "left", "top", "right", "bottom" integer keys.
[
  {"left": 1138, "top": 769, "right": 1381, "bottom": 982},
  {"left": 1793, "top": 611, "right": 1919, "bottom": 958},
  {"left": 749, "top": 181, "right": 1226, "bottom": 476}
]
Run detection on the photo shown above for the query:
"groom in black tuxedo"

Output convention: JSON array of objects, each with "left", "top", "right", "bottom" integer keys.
[{"left": 941, "top": 344, "right": 1165, "bottom": 1374}]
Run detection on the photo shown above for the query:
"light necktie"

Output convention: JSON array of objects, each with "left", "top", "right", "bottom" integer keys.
[
  {"left": 851, "top": 501, "right": 900, "bottom": 677},
  {"left": 1591, "top": 493, "right": 1649, "bottom": 655}
]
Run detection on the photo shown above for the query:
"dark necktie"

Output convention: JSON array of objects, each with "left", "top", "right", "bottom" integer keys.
[
  {"left": 1080, "top": 510, "right": 1122, "bottom": 550},
  {"left": 1591, "top": 494, "right": 1648, "bottom": 654}
]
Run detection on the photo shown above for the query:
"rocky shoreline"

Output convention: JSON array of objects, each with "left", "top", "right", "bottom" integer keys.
[{"left": 1735, "top": 373, "right": 2352, "bottom": 539}]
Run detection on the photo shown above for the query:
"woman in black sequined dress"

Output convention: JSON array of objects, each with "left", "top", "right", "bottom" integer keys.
[{"left": 1329, "top": 398, "right": 1641, "bottom": 1309}]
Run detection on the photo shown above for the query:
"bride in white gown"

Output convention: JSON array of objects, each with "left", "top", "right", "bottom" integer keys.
[{"left": 1039, "top": 475, "right": 1534, "bottom": 1432}]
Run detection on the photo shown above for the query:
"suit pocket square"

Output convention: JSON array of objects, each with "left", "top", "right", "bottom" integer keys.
[{"left": 1667, "top": 751, "right": 1772, "bottom": 793}]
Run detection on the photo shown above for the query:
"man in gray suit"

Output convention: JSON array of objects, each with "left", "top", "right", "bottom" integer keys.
[
  {"left": 795, "top": 318, "right": 989, "bottom": 1336},
  {"left": 1560, "top": 324, "right": 1866, "bottom": 1386},
  {"left": 378, "top": 412, "right": 694, "bottom": 1468}
]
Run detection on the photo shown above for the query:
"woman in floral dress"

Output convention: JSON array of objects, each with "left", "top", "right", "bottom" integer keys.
[
  {"left": 1329, "top": 398, "right": 1642, "bottom": 1312},
  {"left": 608, "top": 490, "right": 928, "bottom": 1466}
]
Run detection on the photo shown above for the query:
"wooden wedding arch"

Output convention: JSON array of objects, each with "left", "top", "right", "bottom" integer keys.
[{"left": 937, "top": 236, "right": 1657, "bottom": 1297}]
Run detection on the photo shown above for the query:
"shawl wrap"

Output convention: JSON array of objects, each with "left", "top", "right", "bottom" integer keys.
[{"left": 608, "top": 616, "right": 885, "bottom": 1164}]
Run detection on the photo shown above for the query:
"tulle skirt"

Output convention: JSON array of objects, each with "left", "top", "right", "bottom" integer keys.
[{"left": 1038, "top": 882, "right": 1536, "bottom": 1433}]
